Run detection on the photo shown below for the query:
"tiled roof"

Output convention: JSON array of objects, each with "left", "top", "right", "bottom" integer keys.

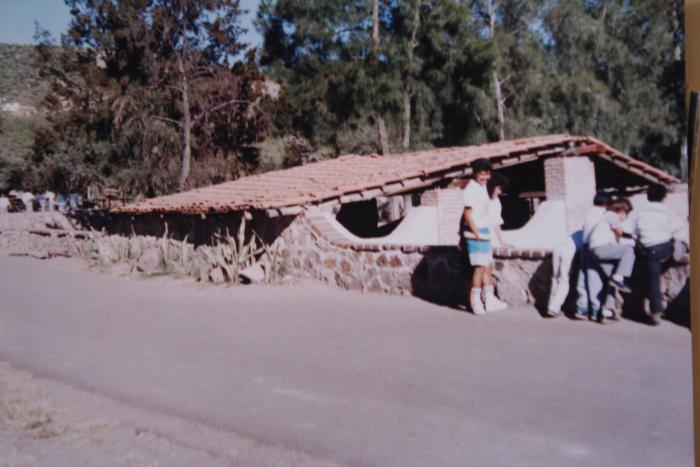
[{"left": 116, "top": 134, "right": 680, "bottom": 215}]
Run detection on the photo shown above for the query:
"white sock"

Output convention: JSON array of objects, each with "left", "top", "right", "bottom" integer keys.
[
  {"left": 483, "top": 285, "right": 495, "bottom": 298},
  {"left": 471, "top": 288, "right": 482, "bottom": 299}
]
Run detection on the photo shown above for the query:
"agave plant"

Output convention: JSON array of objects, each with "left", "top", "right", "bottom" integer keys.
[{"left": 257, "top": 233, "right": 281, "bottom": 284}]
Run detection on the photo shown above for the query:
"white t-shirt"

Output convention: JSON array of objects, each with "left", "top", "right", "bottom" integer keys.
[
  {"left": 582, "top": 206, "right": 606, "bottom": 244},
  {"left": 20, "top": 192, "right": 34, "bottom": 203},
  {"left": 588, "top": 211, "right": 623, "bottom": 249},
  {"left": 486, "top": 197, "right": 503, "bottom": 227},
  {"left": 462, "top": 180, "right": 490, "bottom": 229},
  {"left": 634, "top": 202, "right": 687, "bottom": 247},
  {"left": 0, "top": 197, "right": 10, "bottom": 213}
]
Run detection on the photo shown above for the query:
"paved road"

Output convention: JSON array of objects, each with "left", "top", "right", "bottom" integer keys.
[{"left": 0, "top": 255, "right": 693, "bottom": 466}]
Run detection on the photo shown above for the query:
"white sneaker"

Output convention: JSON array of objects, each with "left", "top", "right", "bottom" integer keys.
[
  {"left": 471, "top": 297, "right": 486, "bottom": 315},
  {"left": 484, "top": 295, "right": 508, "bottom": 312}
]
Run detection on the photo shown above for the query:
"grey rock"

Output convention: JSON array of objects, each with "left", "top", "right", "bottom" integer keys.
[
  {"left": 241, "top": 263, "right": 265, "bottom": 284},
  {"left": 137, "top": 248, "right": 161, "bottom": 274}
]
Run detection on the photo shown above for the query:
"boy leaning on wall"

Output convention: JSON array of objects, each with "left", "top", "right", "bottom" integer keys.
[
  {"left": 461, "top": 158, "right": 508, "bottom": 315},
  {"left": 633, "top": 183, "right": 688, "bottom": 325}
]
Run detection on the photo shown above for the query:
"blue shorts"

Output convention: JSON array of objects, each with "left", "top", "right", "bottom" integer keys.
[{"left": 464, "top": 227, "right": 493, "bottom": 266}]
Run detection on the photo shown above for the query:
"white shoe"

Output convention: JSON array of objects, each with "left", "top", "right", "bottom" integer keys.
[
  {"left": 471, "top": 297, "right": 486, "bottom": 315},
  {"left": 601, "top": 308, "right": 615, "bottom": 319},
  {"left": 484, "top": 295, "right": 508, "bottom": 312}
]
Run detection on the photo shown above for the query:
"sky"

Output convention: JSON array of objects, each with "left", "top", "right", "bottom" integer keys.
[{"left": 0, "top": 0, "right": 263, "bottom": 48}]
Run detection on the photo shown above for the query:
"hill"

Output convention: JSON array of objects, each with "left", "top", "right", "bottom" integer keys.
[{"left": 0, "top": 43, "right": 46, "bottom": 108}]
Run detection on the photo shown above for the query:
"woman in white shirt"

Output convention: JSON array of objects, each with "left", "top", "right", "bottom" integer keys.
[
  {"left": 462, "top": 160, "right": 508, "bottom": 314},
  {"left": 486, "top": 173, "right": 512, "bottom": 249}
]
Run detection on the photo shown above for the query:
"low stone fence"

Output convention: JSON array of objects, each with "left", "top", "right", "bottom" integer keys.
[
  {"left": 276, "top": 211, "right": 553, "bottom": 307},
  {"left": 276, "top": 211, "right": 689, "bottom": 317},
  {"left": 0, "top": 212, "right": 689, "bottom": 321}
]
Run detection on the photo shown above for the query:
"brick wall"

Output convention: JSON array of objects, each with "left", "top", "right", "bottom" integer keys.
[{"left": 544, "top": 156, "right": 597, "bottom": 232}]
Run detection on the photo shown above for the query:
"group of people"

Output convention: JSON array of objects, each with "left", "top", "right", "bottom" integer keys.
[
  {"left": 459, "top": 158, "right": 688, "bottom": 325},
  {"left": 0, "top": 190, "right": 81, "bottom": 214},
  {"left": 547, "top": 184, "right": 687, "bottom": 324}
]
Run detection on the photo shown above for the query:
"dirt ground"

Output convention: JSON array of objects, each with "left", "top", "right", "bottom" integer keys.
[{"left": 0, "top": 253, "right": 693, "bottom": 467}]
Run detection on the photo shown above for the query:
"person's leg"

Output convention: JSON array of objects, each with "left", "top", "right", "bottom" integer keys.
[
  {"left": 596, "top": 262, "right": 620, "bottom": 318},
  {"left": 590, "top": 248, "right": 614, "bottom": 317},
  {"left": 575, "top": 261, "right": 588, "bottom": 312},
  {"left": 645, "top": 241, "right": 674, "bottom": 317},
  {"left": 591, "top": 244, "right": 635, "bottom": 293},
  {"left": 614, "top": 245, "right": 636, "bottom": 279},
  {"left": 547, "top": 245, "right": 562, "bottom": 311},
  {"left": 471, "top": 265, "right": 483, "bottom": 289},
  {"left": 547, "top": 247, "right": 564, "bottom": 313},
  {"left": 547, "top": 239, "right": 575, "bottom": 314},
  {"left": 482, "top": 264, "right": 492, "bottom": 286},
  {"left": 481, "top": 236, "right": 507, "bottom": 311},
  {"left": 470, "top": 266, "right": 486, "bottom": 315},
  {"left": 587, "top": 265, "right": 604, "bottom": 317}
]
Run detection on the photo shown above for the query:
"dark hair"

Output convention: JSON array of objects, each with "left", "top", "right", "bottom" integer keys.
[
  {"left": 593, "top": 193, "right": 611, "bottom": 207},
  {"left": 471, "top": 158, "right": 492, "bottom": 176},
  {"left": 647, "top": 183, "right": 667, "bottom": 202},
  {"left": 487, "top": 172, "right": 509, "bottom": 197},
  {"left": 609, "top": 198, "right": 632, "bottom": 214}
]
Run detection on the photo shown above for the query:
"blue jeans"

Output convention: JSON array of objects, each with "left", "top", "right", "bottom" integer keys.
[
  {"left": 577, "top": 250, "right": 605, "bottom": 316},
  {"left": 640, "top": 241, "right": 674, "bottom": 313}
]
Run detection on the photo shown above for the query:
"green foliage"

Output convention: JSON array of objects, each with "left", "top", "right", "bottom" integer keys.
[
  {"left": 0, "top": 44, "right": 46, "bottom": 107},
  {"left": 0, "top": 113, "right": 45, "bottom": 191},
  {"left": 33, "top": 0, "right": 270, "bottom": 197},
  {"left": 257, "top": 0, "right": 493, "bottom": 153},
  {"left": 8, "top": 0, "right": 683, "bottom": 193},
  {"left": 540, "top": 0, "right": 685, "bottom": 171},
  {"left": 258, "top": 0, "right": 685, "bottom": 173}
]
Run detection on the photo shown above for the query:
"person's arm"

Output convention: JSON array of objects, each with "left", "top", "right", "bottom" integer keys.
[
  {"left": 670, "top": 213, "right": 689, "bottom": 244},
  {"left": 494, "top": 225, "right": 513, "bottom": 248},
  {"left": 463, "top": 207, "right": 481, "bottom": 240},
  {"left": 608, "top": 212, "right": 625, "bottom": 239}
]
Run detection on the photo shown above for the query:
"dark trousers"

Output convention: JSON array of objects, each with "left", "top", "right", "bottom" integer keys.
[{"left": 640, "top": 241, "right": 674, "bottom": 313}]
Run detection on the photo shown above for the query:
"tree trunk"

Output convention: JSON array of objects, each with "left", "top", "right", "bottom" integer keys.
[
  {"left": 493, "top": 70, "right": 505, "bottom": 141},
  {"left": 372, "top": 0, "right": 390, "bottom": 155},
  {"left": 372, "top": 0, "right": 380, "bottom": 48},
  {"left": 177, "top": 55, "right": 192, "bottom": 191},
  {"left": 402, "top": 2, "right": 420, "bottom": 151},
  {"left": 402, "top": 90, "right": 411, "bottom": 150},
  {"left": 377, "top": 117, "right": 390, "bottom": 155},
  {"left": 487, "top": 0, "right": 505, "bottom": 141}
]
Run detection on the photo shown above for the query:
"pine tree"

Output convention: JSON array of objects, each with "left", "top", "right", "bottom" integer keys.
[
  {"left": 34, "top": 0, "right": 267, "bottom": 196},
  {"left": 541, "top": 0, "right": 684, "bottom": 171}
]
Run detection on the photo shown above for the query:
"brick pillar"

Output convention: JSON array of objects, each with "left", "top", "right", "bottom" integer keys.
[
  {"left": 421, "top": 188, "right": 463, "bottom": 245},
  {"left": 544, "top": 156, "right": 597, "bottom": 233}
]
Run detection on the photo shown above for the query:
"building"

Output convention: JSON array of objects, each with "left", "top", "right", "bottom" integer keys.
[{"left": 114, "top": 134, "right": 688, "bottom": 310}]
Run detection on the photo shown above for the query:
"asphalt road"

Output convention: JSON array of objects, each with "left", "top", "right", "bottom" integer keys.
[{"left": 0, "top": 255, "right": 693, "bottom": 466}]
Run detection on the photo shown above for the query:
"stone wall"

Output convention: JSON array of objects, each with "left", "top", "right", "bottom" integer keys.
[
  {"left": 274, "top": 211, "right": 552, "bottom": 306},
  {"left": 272, "top": 210, "right": 689, "bottom": 318},
  {"left": 0, "top": 212, "right": 689, "bottom": 321}
]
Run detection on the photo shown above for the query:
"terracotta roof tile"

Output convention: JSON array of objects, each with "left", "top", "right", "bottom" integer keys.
[{"left": 116, "top": 134, "right": 680, "bottom": 214}]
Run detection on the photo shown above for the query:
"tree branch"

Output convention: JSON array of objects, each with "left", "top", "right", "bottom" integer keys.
[
  {"left": 195, "top": 99, "right": 258, "bottom": 122},
  {"left": 152, "top": 115, "right": 183, "bottom": 128}
]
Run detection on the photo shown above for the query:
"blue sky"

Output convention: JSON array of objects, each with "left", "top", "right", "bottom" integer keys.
[{"left": 0, "top": 0, "right": 263, "bottom": 48}]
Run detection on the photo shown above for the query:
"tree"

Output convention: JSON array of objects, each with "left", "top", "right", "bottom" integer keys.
[
  {"left": 541, "top": 0, "right": 684, "bottom": 171},
  {"left": 258, "top": 0, "right": 492, "bottom": 154},
  {"left": 34, "top": 0, "right": 268, "bottom": 197}
]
